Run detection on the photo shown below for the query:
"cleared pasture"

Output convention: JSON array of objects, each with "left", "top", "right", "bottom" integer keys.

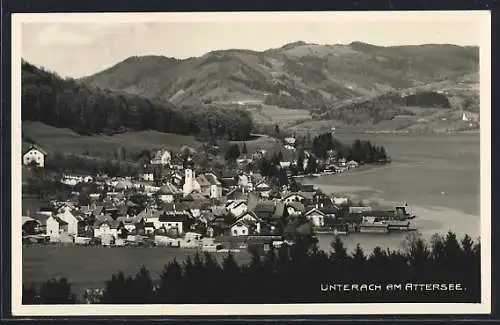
[{"left": 22, "top": 122, "right": 201, "bottom": 157}]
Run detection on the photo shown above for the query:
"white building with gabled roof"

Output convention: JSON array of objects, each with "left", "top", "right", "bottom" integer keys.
[{"left": 23, "top": 144, "right": 47, "bottom": 168}]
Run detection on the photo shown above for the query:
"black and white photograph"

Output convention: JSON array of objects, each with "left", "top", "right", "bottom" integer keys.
[{"left": 11, "top": 11, "right": 491, "bottom": 316}]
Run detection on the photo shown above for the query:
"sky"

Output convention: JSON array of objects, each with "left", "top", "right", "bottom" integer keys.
[{"left": 19, "top": 13, "right": 484, "bottom": 78}]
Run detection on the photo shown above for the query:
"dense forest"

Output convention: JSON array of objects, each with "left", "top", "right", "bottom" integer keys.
[
  {"left": 403, "top": 91, "right": 451, "bottom": 108},
  {"left": 22, "top": 232, "right": 480, "bottom": 304},
  {"left": 316, "top": 91, "right": 452, "bottom": 124},
  {"left": 21, "top": 61, "right": 254, "bottom": 141},
  {"left": 319, "top": 93, "right": 415, "bottom": 124}
]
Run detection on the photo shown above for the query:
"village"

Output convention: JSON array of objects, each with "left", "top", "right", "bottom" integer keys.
[{"left": 21, "top": 134, "right": 416, "bottom": 253}]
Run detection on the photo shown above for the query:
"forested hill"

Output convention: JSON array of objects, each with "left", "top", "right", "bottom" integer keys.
[
  {"left": 21, "top": 61, "right": 254, "bottom": 141},
  {"left": 82, "top": 42, "right": 479, "bottom": 109}
]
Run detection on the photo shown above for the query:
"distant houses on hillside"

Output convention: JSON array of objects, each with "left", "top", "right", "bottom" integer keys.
[{"left": 151, "top": 149, "right": 172, "bottom": 166}]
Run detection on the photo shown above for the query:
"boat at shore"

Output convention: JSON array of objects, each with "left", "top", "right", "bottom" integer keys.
[
  {"left": 333, "top": 228, "right": 349, "bottom": 236},
  {"left": 386, "top": 219, "right": 411, "bottom": 230},
  {"left": 216, "top": 249, "right": 241, "bottom": 253},
  {"left": 332, "top": 223, "right": 350, "bottom": 236},
  {"left": 202, "top": 243, "right": 224, "bottom": 252},
  {"left": 359, "top": 223, "right": 390, "bottom": 234}
]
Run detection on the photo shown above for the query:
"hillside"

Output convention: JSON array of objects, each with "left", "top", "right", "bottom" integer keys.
[
  {"left": 22, "top": 121, "right": 201, "bottom": 159},
  {"left": 82, "top": 41, "right": 479, "bottom": 112},
  {"left": 22, "top": 61, "right": 253, "bottom": 141}
]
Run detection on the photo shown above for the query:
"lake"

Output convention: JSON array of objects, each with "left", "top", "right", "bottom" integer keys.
[
  {"left": 309, "top": 132, "right": 481, "bottom": 253},
  {"left": 315, "top": 132, "right": 480, "bottom": 215}
]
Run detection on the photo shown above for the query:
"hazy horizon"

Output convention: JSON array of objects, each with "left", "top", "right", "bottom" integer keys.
[{"left": 20, "top": 15, "right": 482, "bottom": 78}]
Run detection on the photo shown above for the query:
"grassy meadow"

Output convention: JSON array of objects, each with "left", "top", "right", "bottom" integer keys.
[
  {"left": 246, "top": 104, "right": 312, "bottom": 128},
  {"left": 22, "top": 121, "right": 202, "bottom": 158}
]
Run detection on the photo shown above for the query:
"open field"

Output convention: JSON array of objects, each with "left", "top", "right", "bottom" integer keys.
[
  {"left": 288, "top": 105, "right": 479, "bottom": 135},
  {"left": 210, "top": 102, "right": 313, "bottom": 128},
  {"left": 246, "top": 104, "right": 312, "bottom": 128},
  {"left": 22, "top": 245, "right": 252, "bottom": 300},
  {"left": 230, "top": 133, "right": 281, "bottom": 153},
  {"left": 23, "top": 121, "right": 201, "bottom": 158},
  {"left": 22, "top": 121, "right": 279, "bottom": 159}
]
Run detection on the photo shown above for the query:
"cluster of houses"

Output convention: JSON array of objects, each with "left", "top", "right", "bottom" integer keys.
[
  {"left": 22, "top": 168, "right": 344, "bottom": 245},
  {"left": 22, "top": 143, "right": 413, "bottom": 248}
]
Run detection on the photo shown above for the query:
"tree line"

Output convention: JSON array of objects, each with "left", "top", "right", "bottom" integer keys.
[
  {"left": 317, "top": 93, "right": 415, "bottom": 124},
  {"left": 252, "top": 133, "right": 389, "bottom": 183},
  {"left": 403, "top": 91, "right": 451, "bottom": 108},
  {"left": 22, "top": 232, "right": 480, "bottom": 304},
  {"left": 21, "top": 60, "right": 254, "bottom": 141},
  {"left": 311, "top": 132, "right": 389, "bottom": 163},
  {"left": 315, "top": 91, "right": 451, "bottom": 125}
]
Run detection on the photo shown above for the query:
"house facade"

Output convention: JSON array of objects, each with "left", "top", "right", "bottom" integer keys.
[
  {"left": 46, "top": 216, "right": 68, "bottom": 241},
  {"left": 93, "top": 220, "right": 119, "bottom": 239},
  {"left": 196, "top": 173, "right": 222, "bottom": 199},
  {"left": 157, "top": 212, "right": 190, "bottom": 235},
  {"left": 158, "top": 183, "right": 181, "bottom": 203},
  {"left": 23, "top": 145, "right": 47, "bottom": 168},
  {"left": 227, "top": 201, "right": 248, "bottom": 217},
  {"left": 304, "top": 208, "right": 326, "bottom": 227},
  {"left": 237, "top": 211, "right": 262, "bottom": 234},
  {"left": 283, "top": 193, "right": 306, "bottom": 204},
  {"left": 56, "top": 209, "right": 80, "bottom": 236},
  {"left": 140, "top": 171, "right": 154, "bottom": 182},
  {"left": 285, "top": 202, "right": 304, "bottom": 217},
  {"left": 255, "top": 181, "right": 271, "bottom": 199},
  {"left": 151, "top": 149, "right": 171, "bottom": 166},
  {"left": 230, "top": 221, "right": 252, "bottom": 236}
]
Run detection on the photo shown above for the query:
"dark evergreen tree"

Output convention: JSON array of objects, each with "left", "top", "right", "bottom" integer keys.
[{"left": 38, "top": 278, "right": 76, "bottom": 304}]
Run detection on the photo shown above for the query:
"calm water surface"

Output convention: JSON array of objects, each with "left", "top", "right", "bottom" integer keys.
[{"left": 312, "top": 133, "right": 480, "bottom": 214}]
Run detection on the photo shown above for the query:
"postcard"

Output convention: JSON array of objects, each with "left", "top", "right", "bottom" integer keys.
[{"left": 11, "top": 10, "right": 491, "bottom": 316}]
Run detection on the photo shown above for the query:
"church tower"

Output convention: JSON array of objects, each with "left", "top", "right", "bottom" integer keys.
[{"left": 183, "top": 168, "right": 194, "bottom": 196}]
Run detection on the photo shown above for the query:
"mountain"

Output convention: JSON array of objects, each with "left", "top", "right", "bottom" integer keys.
[{"left": 82, "top": 41, "right": 479, "bottom": 110}]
